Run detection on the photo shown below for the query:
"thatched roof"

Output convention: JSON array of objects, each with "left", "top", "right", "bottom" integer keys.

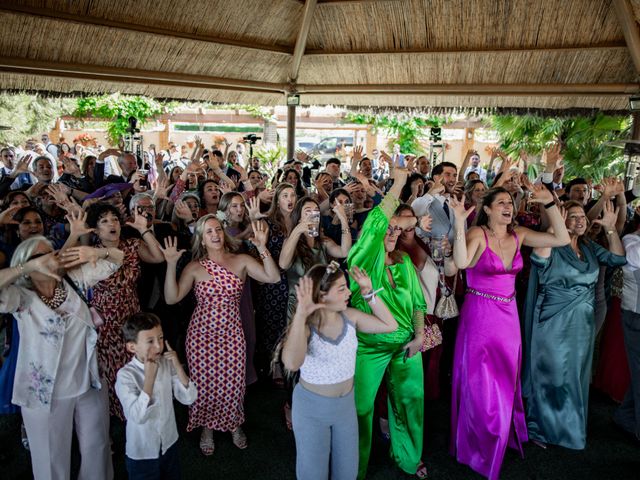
[{"left": 1, "top": 0, "right": 640, "bottom": 113}]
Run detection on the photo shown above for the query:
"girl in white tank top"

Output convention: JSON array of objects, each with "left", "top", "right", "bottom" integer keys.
[{"left": 280, "top": 262, "right": 398, "bottom": 479}]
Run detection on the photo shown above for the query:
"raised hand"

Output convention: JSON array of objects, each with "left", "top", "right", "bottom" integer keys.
[
  {"left": 529, "top": 184, "right": 554, "bottom": 205},
  {"left": 125, "top": 208, "right": 149, "bottom": 233},
  {"left": 332, "top": 202, "right": 348, "bottom": 224},
  {"left": 11, "top": 155, "right": 31, "bottom": 177},
  {"left": 47, "top": 184, "right": 72, "bottom": 209},
  {"left": 154, "top": 177, "right": 172, "bottom": 201},
  {"left": 349, "top": 265, "right": 373, "bottom": 294},
  {"left": 295, "top": 276, "right": 323, "bottom": 318},
  {"left": 427, "top": 176, "right": 445, "bottom": 196},
  {"left": 0, "top": 205, "right": 21, "bottom": 226},
  {"left": 246, "top": 196, "right": 266, "bottom": 221},
  {"left": 163, "top": 341, "right": 180, "bottom": 367},
  {"left": 449, "top": 197, "right": 475, "bottom": 221},
  {"left": 60, "top": 246, "right": 102, "bottom": 268},
  {"left": 592, "top": 200, "right": 619, "bottom": 230},
  {"left": 352, "top": 145, "right": 364, "bottom": 163},
  {"left": 543, "top": 143, "right": 563, "bottom": 173},
  {"left": 62, "top": 156, "right": 80, "bottom": 176},
  {"left": 174, "top": 200, "right": 194, "bottom": 222},
  {"left": 418, "top": 214, "right": 433, "bottom": 232},
  {"left": 159, "top": 236, "right": 185, "bottom": 263},
  {"left": 65, "top": 210, "right": 95, "bottom": 237},
  {"left": 26, "top": 251, "right": 61, "bottom": 281},
  {"left": 250, "top": 220, "right": 269, "bottom": 249}
]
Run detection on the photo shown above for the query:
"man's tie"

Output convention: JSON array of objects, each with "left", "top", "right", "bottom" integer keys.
[{"left": 442, "top": 199, "right": 450, "bottom": 218}]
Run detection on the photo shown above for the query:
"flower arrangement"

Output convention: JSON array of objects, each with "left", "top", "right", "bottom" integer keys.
[{"left": 73, "top": 133, "right": 97, "bottom": 147}]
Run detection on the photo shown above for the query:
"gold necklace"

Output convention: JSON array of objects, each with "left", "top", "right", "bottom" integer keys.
[
  {"left": 38, "top": 283, "right": 67, "bottom": 309},
  {"left": 488, "top": 227, "right": 509, "bottom": 266}
]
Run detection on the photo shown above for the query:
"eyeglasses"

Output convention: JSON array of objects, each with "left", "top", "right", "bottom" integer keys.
[{"left": 386, "top": 226, "right": 403, "bottom": 235}]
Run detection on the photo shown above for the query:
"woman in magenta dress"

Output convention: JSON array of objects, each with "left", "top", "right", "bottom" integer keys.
[
  {"left": 449, "top": 186, "right": 570, "bottom": 480},
  {"left": 161, "top": 214, "right": 280, "bottom": 456}
]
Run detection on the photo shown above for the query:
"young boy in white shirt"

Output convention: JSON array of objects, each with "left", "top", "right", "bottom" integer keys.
[{"left": 116, "top": 312, "right": 197, "bottom": 480}]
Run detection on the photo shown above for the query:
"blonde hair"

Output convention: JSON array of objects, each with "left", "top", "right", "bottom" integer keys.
[{"left": 191, "top": 214, "right": 239, "bottom": 259}]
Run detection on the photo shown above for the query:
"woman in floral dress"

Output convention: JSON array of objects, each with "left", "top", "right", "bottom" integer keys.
[
  {"left": 161, "top": 214, "right": 280, "bottom": 455},
  {"left": 85, "top": 203, "right": 164, "bottom": 418}
]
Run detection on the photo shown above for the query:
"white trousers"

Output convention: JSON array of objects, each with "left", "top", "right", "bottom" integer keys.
[{"left": 22, "top": 387, "right": 113, "bottom": 480}]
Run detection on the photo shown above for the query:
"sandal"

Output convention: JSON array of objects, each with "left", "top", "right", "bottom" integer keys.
[
  {"left": 199, "top": 429, "right": 215, "bottom": 456},
  {"left": 284, "top": 403, "right": 293, "bottom": 431},
  {"left": 231, "top": 427, "right": 248, "bottom": 449},
  {"left": 415, "top": 460, "right": 428, "bottom": 479}
]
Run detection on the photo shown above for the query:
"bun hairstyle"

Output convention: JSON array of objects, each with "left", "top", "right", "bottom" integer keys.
[{"left": 271, "top": 262, "right": 344, "bottom": 375}]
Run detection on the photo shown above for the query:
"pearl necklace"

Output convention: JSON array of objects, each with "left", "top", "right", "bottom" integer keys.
[{"left": 39, "top": 283, "right": 67, "bottom": 309}]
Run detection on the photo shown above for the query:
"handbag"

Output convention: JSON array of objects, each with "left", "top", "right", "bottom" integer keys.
[
  {"left": 421, "top": 315, "right": 443, "bottom": 352},
  {"left": 64, "top": 275, "right": 104, "bottom": 328},
  {"left": 434, "top": 268, "right": 459, "bottom": 320}
]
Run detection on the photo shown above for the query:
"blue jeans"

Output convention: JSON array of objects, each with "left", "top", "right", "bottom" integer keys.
[{"left": 125, "top": 441, "right": 181, "bottom": 480}]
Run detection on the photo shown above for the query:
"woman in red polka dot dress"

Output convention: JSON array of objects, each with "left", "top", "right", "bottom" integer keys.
[{"left": 161, "top": 214, "right": 280, "bottom": 456}]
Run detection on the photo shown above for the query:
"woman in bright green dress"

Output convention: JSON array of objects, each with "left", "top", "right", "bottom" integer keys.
[
  {"left": 523, "top": 200, "right": 626, "bottom": 449},
  {"left": 347, "top": 166, "right": 430, "bottom": 479}
]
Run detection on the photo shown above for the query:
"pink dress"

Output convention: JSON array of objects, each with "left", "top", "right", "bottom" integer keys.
[
  {"left": 450, "top": 229, "right": 528, "bottom": 480},
  {"left": 186, "top": 258, "right": 245, "bottom": 432}
]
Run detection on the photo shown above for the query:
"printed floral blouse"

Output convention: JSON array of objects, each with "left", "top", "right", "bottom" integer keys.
[{"left": 0, "top": 259, "right": 121, "bottom": 410}]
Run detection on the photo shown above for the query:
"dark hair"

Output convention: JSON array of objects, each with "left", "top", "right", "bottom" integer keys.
[
  {"left": 400, "top": 173, "right": 424, "bottom": 203},
  {"left": 566, "top": 178, "right": 589, "bottom": 193},
  {"left": 329, "top": 188, "right": 351, "bottom": 205},
  {"left": 211, "top": 149, "right": 223, "bottom": 158},
  {"left": 122, "top": 312, "right": 161, "bottom": 343},
  {"left": 431, "top": 161, "right": 457, "bottom": 178},
  {"left": 326, "top": 157, "right": 341, "bottom": 167},
  {"left": 282, "top": 168, "right": 306, "bottom": 197},
  {"left": 290, "top": 196, "right": 321, "bottom": 270},
  {"left": 198, "top": 179, "right": 219, "bottom": 207},
  {"left": 13, "top": 206, "right": 41, "bottom": 223},
  {"left": 80, "top": 155, "right": 97, "bottom": 177},
  {"left": 394, "top": 203, "right": 415, "bottom": 216},
  {"left": 86, "top": 203, "right": 121, "bottom": 228},
  {"left": 168, "top": 166, "right": 183, "bottom": 186},
  {"left": 267, "top": 182, "right": 295, "bottom": 235},
  {"left": 1, "top": 191, "right": 31, "bottom": 210},
  {"left": 464, "top": 179, "right": 487, "bottom": 204},
  {"left": 475, "top": 187, "right": 516, "bottom": 231}
]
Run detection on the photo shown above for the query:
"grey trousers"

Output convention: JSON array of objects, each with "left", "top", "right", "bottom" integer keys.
[
  {"left": 614, "top": 309, "right": 640, "bottom": 439},
  {"left": 22, "top": 386, "right": 113, "bottom": 480},
  {"left": 292, "top": 383, "right": 358, "bottom": 480}
]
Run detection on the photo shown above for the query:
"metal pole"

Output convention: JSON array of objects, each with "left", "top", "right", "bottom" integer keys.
[{"left": 287, "top": 104, "right": 296, "bottom": 160}]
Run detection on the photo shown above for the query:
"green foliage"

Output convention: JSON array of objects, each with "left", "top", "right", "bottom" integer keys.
[
  {"left": 344, "top": 113, "right": 446, "bottom": 154},
  {"left": 490, "top": 113, "right": 631, "bottom": 180},
  {"left": 74, "top": 94, "right": 164, "bottom": 145},
  {"left": 253, "top": 143, "right": 287, "bottom": 181},
  {"left": 0, "top": 93, "right": 76, "bottom": 145}
]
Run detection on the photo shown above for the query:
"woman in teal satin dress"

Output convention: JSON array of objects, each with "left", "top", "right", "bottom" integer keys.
[{"left": 523, "top": 200, "right": 627, "bottom": 449}]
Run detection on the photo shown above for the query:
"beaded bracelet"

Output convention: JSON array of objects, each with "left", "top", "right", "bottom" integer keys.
[
  {"left": 341, "top": 228, "right": 350, "bottom": 235},
  {"left": 259, "top": 250, "right": 271, "bottom": 260}
]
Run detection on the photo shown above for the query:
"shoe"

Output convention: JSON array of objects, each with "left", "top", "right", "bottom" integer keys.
[
  {"left": 231, "top": 428, "right": 248, "bottom": 449},
  {"left": 199, "top": 429, "right": 215, "bottom": 456},
  {"left": 284, "top": 403, "right": 293, "bottom": 431},
  {"left": 415, "top": 460, "right": 428, "bottom": 479},
  {"left": 20, "top": 423, "right": 29, "bottom": 451}
]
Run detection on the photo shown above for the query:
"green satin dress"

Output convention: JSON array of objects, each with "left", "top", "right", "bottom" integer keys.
[
  {"left": 523, "top": 241, "right": 626, "bottom": 449},
  {"left": 348, "top": 195, "right": 427, "bottom": 479}
]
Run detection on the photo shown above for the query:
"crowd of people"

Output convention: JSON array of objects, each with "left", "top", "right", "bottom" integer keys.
[{"left": 0, "top": 135, "right": 639, "bottom": 480}]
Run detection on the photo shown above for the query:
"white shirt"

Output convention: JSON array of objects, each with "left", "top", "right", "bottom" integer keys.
[
  {"left": 116, "top": 356, "right": 197, "bottom": 460},
  {"left": 463, "top": 165, "right": 487, "bottom": 182},
  {"left": 0, "top": 260, "right": 120, "bottom": 410},
  {"left": 621, "top": 233, "right": 640, "bottom": 313}
]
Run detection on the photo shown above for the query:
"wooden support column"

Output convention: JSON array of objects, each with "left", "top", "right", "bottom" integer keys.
[
  {"left": 613, "top": 0, "right": 640, "bottom": 75},
  {"left": 159, "top": 118, "right": 171, "bottom": 150},
  {"left": 287, "top": 105, "right": 296, "bottom": 160}
]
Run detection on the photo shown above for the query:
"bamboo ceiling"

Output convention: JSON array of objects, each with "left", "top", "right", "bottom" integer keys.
[{"left": 1, "top": 0, "right": 639, "bottom": 113}]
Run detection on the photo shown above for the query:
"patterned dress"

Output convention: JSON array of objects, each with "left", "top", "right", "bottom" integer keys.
[
  {"left": 91, "top": 237, "right": 141, "bottom": 419},
  {"left": 186, "top": 258, "right": 245, "bottom": 432},
  {"left": 254, "top": 220, "right": 289, "bottom": 356}
]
